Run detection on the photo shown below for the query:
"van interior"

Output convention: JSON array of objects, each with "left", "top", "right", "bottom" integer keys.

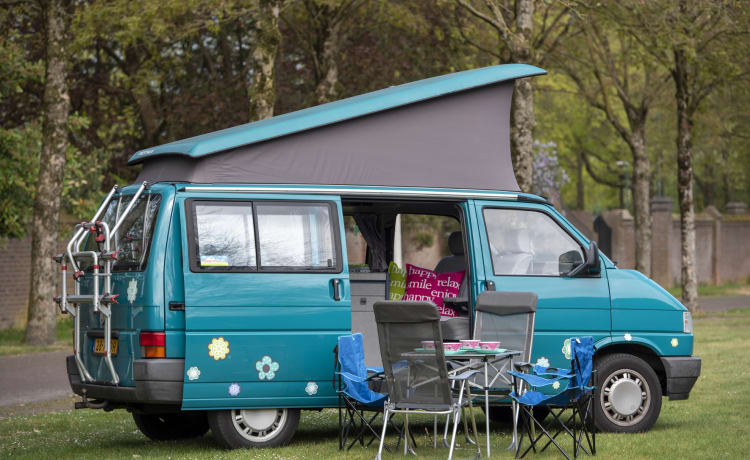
[{"left": 342, "top": 199, "right": 470, "bottom": 366}]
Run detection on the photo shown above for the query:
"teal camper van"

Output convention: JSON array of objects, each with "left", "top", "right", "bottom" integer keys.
[{"left": 56, "top": 64, "right": 700, "bottom": 448}]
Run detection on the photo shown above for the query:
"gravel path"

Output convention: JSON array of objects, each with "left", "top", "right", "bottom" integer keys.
[{"left": 0, "top": 350, "right": 72, "bottom": 408}]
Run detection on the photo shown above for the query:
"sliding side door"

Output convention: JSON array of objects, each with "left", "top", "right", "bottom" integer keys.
[{"left": 179, "top": 192, "right": 350, "bottom": 409}]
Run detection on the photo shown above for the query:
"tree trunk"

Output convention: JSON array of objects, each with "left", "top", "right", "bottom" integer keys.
[
  {"left": 576, "top": 149, "right": 584, "bottom": 209},
  {"left": 249, "top": 0, "right": 281, "bottom": 121},
  {"left": 509, "top": 0, "right": 535, "bottom": 193},
  {"left": 674, "top": 48, "right": 698, "bottom": 311},
  {"left": 510, "top": 78, "right": 535, "bottom": 193},
  {"left": 315, "top": 19, "right": 341, "bottom": 105},
  {"left": 25, "top": 0, "right": 70, "bottom": 346},
  {"left": 630, "top": 123, "right": 652, "bottom": 277}
]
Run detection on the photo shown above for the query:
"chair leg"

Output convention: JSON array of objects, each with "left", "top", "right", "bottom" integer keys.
[
  {"left": 448, "top": 381, "right": 466, "bottom": 460},
  {"left": 376, "top": 406, "right": 390, "bottom": 460},
  {"left": 465, "top": 384, "right": 482, "bottom": 458}
]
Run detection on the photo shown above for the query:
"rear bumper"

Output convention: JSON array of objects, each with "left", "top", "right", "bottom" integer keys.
[
  {"left": 661, "top": 356, "right": 701, "bottom": 401},
  {"left": 67, "top": 355, "right": 184, "bottom": 405}
]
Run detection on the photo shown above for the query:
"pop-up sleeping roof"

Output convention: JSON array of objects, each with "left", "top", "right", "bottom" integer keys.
[{"left": 129, "top": 64, "right": 546, "bottom": 192}]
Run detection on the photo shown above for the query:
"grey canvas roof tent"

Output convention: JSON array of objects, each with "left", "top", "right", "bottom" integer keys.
[{"left": 130, "top": 64, "right": 546, "bottom": 192}]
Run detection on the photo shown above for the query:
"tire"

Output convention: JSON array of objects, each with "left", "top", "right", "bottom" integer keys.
[
  {"left": 483, "top": 405, "right": 550, "bottom": 424},
  {"left": 594, "top": 353, "right": 662, "bottom": 433},
  {"left": 132, "top": 411, "right": 209, "bottom": 441},
  {"left": 208, "top": 408, "right": 300, "bottom": 449}
]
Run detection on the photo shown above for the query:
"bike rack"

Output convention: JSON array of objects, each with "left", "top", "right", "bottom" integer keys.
[{"left": 54, "top": 181, "right": 149, "bottom": 385}]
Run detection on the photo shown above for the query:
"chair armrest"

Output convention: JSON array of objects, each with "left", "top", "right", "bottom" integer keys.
[
  {"left": 449, "top": 369, "right": 481, "bottom": 380},
  {"left": 443, "top": 297, "right": 469, "bottom": 312},
  {"left": 514, "top": 362, "right": 533, "bottom": 372}
]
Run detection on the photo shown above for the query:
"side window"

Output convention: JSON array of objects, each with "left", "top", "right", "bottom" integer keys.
[
  {"left": 189, "top": 200, "right": 339, "bottom": 272},
  {"left": 256, "top": 203, "right": 337, "bottom": 270},
  {"left": 193, "top": 202, "right": 256, "bottom": 270},
  {"left": 483, "top": 208, "right": 583, "bottom": 276}
]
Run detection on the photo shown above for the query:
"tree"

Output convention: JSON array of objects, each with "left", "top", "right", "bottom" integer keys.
[
  {"left": 250, "top": 0, "right": 283, "bottom": 120},
  {"left": 455, "top": 0, "right": 572, "bottom": 192},
  {"left": 624, "top": 0, "right": 748, "bottom": 311},
  {"left": 552, "top": 5, "right": 669, "bottom": 276},
  {"left": 282, "top": 0, "right": 366, "bottom": 105},
  {"left": 25, "top": 0, "right": 71, "bottom": 346}
]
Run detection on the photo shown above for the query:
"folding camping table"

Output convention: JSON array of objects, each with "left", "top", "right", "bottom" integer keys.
[{"left": 401, "top": 348, "right": 522, "bottom": 457}]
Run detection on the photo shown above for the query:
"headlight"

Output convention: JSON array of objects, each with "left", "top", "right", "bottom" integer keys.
[{"left": 683, "top": 311, "right": 693, "bottom": 333}]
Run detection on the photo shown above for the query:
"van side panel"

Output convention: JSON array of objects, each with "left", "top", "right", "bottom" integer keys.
[{"left": 178, "top": 193, "right": 350, "bottom": 410}]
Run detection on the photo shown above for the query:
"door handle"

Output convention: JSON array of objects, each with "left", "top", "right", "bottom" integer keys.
[
  {"left": 332, "top": 279, "right": 341, "bottom": 301},
  {"left": 485, "top": 280, "right": 496, "bottom": 291}
]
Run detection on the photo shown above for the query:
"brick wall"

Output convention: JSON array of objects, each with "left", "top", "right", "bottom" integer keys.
[{"left": 0, "top": 237, "right": 32, "bottom": 328}]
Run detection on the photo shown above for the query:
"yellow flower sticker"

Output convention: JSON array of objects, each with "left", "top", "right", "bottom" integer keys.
[
  {"left": 671, "top": 338, "right": 679, "bottom": 347},
  {"left": 208, "top": 337, "right": 230, "bottom": 360},
  {"left": 552, "top": 381, "right": 560, "bottom": 390}
]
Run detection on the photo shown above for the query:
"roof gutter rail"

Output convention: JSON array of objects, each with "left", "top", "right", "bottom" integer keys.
[{"left": 177, "top": 185, "right": 547, "bottom": 203}]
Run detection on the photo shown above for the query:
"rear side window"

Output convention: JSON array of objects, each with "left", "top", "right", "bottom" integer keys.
[
  {"left": 83, "top": 193, "right": 162, "bottom": 272},
  {"left": 188, "top": 200, "right": 340, "bottom": 273}
]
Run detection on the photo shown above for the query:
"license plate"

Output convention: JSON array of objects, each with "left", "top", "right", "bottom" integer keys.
[{"left": 93, "top": 337, "right": 118, "bottom": 356}]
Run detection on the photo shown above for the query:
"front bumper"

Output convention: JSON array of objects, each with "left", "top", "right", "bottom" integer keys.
[
  {"left": 66, "top": 355, "right": 184, "bottom": 405},
  {"left": 661, "top": 356, "right": 701, "bottom": 401}
]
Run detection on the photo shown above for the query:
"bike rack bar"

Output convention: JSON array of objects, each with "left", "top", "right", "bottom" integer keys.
[{"left": 55, "top": 182, "right": 148, "bottom": 387}]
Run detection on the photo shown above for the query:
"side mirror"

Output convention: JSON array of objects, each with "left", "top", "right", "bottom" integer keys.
[
  {"left": 565, "top": 241, "right": 600, "bottom": 277},
  {"left": 559, "top": 250, "right": 583, "bottom": 275}
]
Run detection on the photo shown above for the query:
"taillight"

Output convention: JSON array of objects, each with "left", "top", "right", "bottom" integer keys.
[{"left": 140, "top": 331, "right": 166, "bottom": 358}]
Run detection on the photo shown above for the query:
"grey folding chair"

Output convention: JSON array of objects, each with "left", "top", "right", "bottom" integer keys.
[
  {"left": 373, "top": 301, "right": 481, "bottom": 460},
  {"left": 471, "top": 291, "right": 537, "bottom": 447}
]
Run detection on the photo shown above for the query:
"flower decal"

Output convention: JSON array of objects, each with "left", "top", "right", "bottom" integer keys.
[
  {"left": 256, "top": 355, "right": 280, "bottom": 380},
  {"left": 208, "top": 337, "right": 230, "bottom": 360},
  {"left": 624, "top": 333, "right": 632, "bottom": 341},
  {"left": 561, "top": 338, "right": 571, "bottom": 360},
  {"left": 552, "top": 381, "right": 560, "bottom": 390},
  {"left": 186, "top": 366, "right": 201, "bottom": 381},
  {"left": 305, "top": 381, "right": 319, "bottom": 396},
  {"left": 671, "top": 338, "right": 679, "bottom": 347},
  {"left": 127, "top": 279, "right": 138, "bottom": 304},
  {"left": 535, "top": 357, "right": 550, "bottom": 368},
  {"left": 228, "top": 383, "right": 241, "bottom": 396}
]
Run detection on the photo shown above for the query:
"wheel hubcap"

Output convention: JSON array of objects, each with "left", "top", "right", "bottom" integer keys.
[
  {"left": 232, "top": 408, "right": 287, "bottom": 442},
  {"left": 601, "top": 368, "right": 650, "bottom": 426}
]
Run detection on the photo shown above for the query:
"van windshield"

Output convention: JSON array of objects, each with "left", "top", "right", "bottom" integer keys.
[{"left": 83, "top": 193, "right": 161, "bottom": 272}]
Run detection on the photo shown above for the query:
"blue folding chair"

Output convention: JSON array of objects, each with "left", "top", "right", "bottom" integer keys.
[
  {"left": 509, "top": 336, "right": 596, "bottom": 459},
  {"left": 334, "top": 333, "right": 393, "bottom": 451}
]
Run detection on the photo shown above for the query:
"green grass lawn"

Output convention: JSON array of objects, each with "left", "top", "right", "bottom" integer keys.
[
  {"left": 667, "top": 276, "right": 750, "bottom": 298},
  {"left": 0, "top": 316, "right": 73, "bottom": 356},
  {"left": 1, "top": 311, "right": 749, "bottom": 459}
]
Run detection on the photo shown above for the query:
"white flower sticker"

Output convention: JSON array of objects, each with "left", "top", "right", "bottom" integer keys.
[
  {"left": 535, "top": 357, "right": 550, "bottom": 368},
  {"left": 305, "top": 381, "right": 319, "bottom": 396},
  {"left": 562, "top": 339, "right": 571, "bottom": 360},
  {"left": 208, "top": 337, "right": 230, "bottom": 360},
  {"left": 127, "top": 279, "right": 138, "bottom": 303},
  {"left": 552, "top": 381, "right": 560, "bottom": 390},
  {"left": 256, "top": 355, "right": 280, "bottom": 380},
  {"left": 624, "top": 333, "right": 632, "bottom": 341},
  {"left": 671, "top": 338, "right": 679, "bottom": 347},
  {"left": 228, "top": 383, "right": 241, "bottom": 397},
  {"left": 186, "top": 366, "right": 201, "bottom": 381}
]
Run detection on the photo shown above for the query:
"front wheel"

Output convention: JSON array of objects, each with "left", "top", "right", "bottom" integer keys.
[
  {"left": 594, "top": 353, "right": 662, "bottom": 433},
  {"left": 208, "top": 408, "right": 300, "bottom": 449}
]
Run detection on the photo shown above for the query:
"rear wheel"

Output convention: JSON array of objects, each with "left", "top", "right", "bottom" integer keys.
[
  {"left": 594, "top": 353, "right": 662, "bottom": 433},
  {"left": 208, "top": 408, "right": 300, "bottom": 449},
  {"left": 132, "top": 411, "right": 209, "bottom": 441}
]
